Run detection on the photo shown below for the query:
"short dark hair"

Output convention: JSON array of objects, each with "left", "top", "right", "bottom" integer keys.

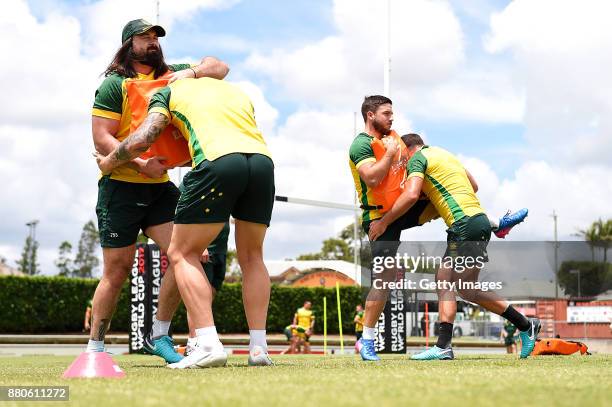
[
  {"left": 361, "top": 95, "right": 392, "bottom": 122},
  {"left": 401, "top": 133, "right": 425, "bottom": 148}
]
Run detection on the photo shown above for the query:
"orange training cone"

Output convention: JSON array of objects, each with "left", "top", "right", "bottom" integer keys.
[{"left": 62, "top": 352, "right": 125, "bottom": 379}]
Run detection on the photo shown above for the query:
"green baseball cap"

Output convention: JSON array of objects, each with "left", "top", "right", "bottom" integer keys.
[{"left": 121, "top": 19, "right": 166, "bottom": 43}]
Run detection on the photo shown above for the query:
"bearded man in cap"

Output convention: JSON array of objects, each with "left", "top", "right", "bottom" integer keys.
[{"left": 87, "top": 19, "right": 229, "bottom": 363}]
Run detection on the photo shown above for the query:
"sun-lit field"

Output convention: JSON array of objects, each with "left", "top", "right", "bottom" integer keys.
[{"left": 1, "top": 354, "right": 611, "bottom": 406}]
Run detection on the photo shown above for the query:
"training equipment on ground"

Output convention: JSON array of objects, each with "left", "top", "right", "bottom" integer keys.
[
  {"left": 532, "top": 338, "right": 589, "bottom": 356},
  {"left": 62, "top": 352, "right": 125, "bottom": 378}
]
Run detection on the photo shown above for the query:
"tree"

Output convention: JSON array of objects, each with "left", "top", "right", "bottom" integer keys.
[
  {"left": 579, "top": 218, "right": 612, "bottom": 264},
  {"left": 55, "top": 241, "right": 73, "bottom": 277},
  {"left": 558, "top": 261, "right": 611, "bottom": 298},
  {"left": 297, "top": 223, "right": 362, "bottom": 261},
  {"left": 73, "top": 221, "right": 100, "bottom": 278},
  {"left": 16, "top": 235, "right": 39, "bottom": 275},
  {"left": 136, "top": 232, "right": 149, "bottom": 244}
]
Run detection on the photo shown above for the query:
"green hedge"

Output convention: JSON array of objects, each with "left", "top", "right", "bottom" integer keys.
[{"left": 0, "top": 276, "right": 365, "bottom": 334}]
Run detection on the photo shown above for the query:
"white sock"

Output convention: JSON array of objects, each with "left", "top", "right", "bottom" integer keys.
[
  {"left": 362, "top": 326, "right": 376, "bottom": 340},
  {"left": 249, "top": 330, "right": 267, "bottom": 351},
  {"left": 195, "top": 326, "right": 223, "bottom": 350},
  {"left": 86, "top": 339, "right": 105, "bottom": 353},
  {"left": 490, "top": 219, "right": 499, "bottom": 231},
  {"left": 152, "top": 316, "right": 171, "bottom": 338},
  {"left": 186, "top": 337, "right": 196, "bottom": 348}
]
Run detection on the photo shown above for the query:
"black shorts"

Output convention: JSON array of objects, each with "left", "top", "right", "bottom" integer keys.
[
  {"left": 175, "top": 153, "right": 275, "bottom": 226},
  {"left": 363, "top": 199, "right": 433, "bottom": 259},
  {"left": 96, "top": 176, "right": 179, "bottom": 248}
]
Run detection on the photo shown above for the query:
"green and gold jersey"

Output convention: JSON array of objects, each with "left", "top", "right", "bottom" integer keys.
[
  {"left": 407, "top": 146, "right": 485, "bottom": 227},
  {"left": 349, "top": 132, "right": 383, "bottom": 223},
  {"left": 295, "top": 307, "right": 314, "bottom": 330},
  {"left": 91, "top": 63, "right": 191, "bottom": 183},
  {"left": 355, "top": 311, "right": 364, "bottom": 332},
  {"left": 148, "top": 78, "right": 271, "bottom": 166}
]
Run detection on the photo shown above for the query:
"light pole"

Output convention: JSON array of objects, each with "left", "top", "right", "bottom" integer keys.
[
  {"left": 25, "top": 220, "right": 39, "bottom": 275},
  {"left": 551, "top": 210, "right": 558, "bottom": 299}
]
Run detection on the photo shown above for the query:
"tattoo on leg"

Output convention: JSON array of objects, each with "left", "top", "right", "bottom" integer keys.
[{"left": 94, "top": 319, "right": 111, "bottom": 341}]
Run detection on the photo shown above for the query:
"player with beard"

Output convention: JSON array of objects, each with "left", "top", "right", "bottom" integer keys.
[{"left": 88, "top": 19, "right": 229, "bottom": 363}]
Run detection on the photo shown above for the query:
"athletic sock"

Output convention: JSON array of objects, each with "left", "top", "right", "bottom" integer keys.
[
  {"left": 186, "top": 337, "right": 197, "bottom": 348},
  {"left": 195, "top": 326, "right": 223, "bottom": 350},
  {"left": 436, "top": 322, "right": 453, "bottom": 348},
  {"left": 86, "top": 339, "right": 105, "bottom": 353},
  {"left": 490, "top": 219, "right": 499, "bottom": 231},
  {"left": 151, "top": 316, "right": 171, "bottom": 339},
  {"left": 249, "top": 330, "right": 268, "bottom": 351},
  {"left": 501, "top": 305, "right": 530, "bottom": 332},
  {"left": 362, "top": 326, "right": 376, "bottom": 340}
]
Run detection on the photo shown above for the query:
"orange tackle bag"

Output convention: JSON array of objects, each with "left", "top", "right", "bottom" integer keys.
[
  {"left": 125, "top": 77, "right": 191, "bottom": 168},
  {"left": 370, "top": 130, "right": 409, "bottom": 213},
  {"left": 531, "top": 338, "right": 590, "bottom": 356}
]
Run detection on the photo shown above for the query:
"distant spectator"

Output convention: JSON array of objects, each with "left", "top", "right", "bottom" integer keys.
[{"left": 83, "top": 298, "right": 93, "bottom": 333}]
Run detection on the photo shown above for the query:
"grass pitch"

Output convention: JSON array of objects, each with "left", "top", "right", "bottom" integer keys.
[{"left": 1, "top": 353, "right": 611, "bottom": 406}]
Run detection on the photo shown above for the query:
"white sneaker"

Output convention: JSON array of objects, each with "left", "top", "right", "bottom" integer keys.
[
  {"left": 167, "top": 345, "right": 227, "bottom": 369},
  {"left": 248, "top": 346, "right": 273, "bottom": 366},
  {"left": 183, "top": 343, "right": 195, "bottom": 357}
]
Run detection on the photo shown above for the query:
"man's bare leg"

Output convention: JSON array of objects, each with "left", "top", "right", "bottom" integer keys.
[
  {"left": 455, "top": 268, "right": 508, "bottom": 315},
  {"left": 168, "top": 223, "right": 224, "bottom": 329},
  {"left": 88, "top": 245, "right": 135, "bottom": 351},
  {"left": 235, "top": 220, "right": 269, "bottom": 330},
  {"left": 167, "top": 223, "right": 226, "bottom": 368},
  {"left": 234, "top": 220, "right": 272, "bottom": 364},
  {"left": 144, "top": 223, "right": 183, "bottom": 339}
]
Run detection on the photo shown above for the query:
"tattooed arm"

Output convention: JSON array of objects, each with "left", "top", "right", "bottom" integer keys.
[{"left": 95, "top": 112, "right": 170, "bottom": 173}]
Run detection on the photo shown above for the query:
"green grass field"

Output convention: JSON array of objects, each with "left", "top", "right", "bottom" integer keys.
[{"left": 1, "top": 354, "right": 611, "bottom": 406}]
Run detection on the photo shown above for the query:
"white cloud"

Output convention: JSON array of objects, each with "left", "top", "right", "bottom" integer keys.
[
  {"left": 79, "top": 0, "right": 241, "bottom": 57},
  {"left": 245, "top": 0, "right": 523, "bottom": 123},
  {"left": 0, "top": 0, "right": 241, "bottom": 274},
  {"left": 402, "top": 157, "right": 612, "bottom": 242},
  {"left": 485, "top": 0, "right": 612, "bottom": 165}
]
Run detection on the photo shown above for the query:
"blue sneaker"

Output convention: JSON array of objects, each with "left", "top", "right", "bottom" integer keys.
[
  {"left": 495, "top": 208, "right": 529, "bottom": 239},
  {"left": 518, "top": 318, "right": 541, "bottom": 359},
  {"left": 357, "top": 338, "right": 380, "bottom": 361},
  {"left": 410, "top": 346, "right": 454, "bottom": 360},
  {"left": 143, "top": 334, "right": 184, "bottom": 364}
]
